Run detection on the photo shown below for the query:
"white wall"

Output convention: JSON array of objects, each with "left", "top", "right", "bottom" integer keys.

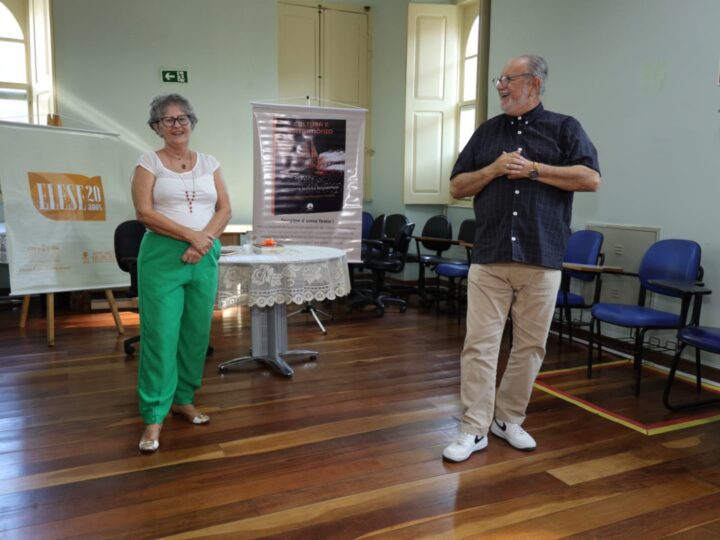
[{"left": 52, "top": 0, "right": 278, "bottom": 224}]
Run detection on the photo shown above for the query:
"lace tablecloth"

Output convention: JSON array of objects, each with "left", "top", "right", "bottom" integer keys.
[
  {"left": 217, "top": 244, "right": 350, "bottom": 309},
  {"left": 0, "top": 223, "right": 6, "bottom": 265}
]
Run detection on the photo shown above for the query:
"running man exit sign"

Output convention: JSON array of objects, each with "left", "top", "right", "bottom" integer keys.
[{"left": 161, "top": 70, "right": 188, "bottom": 83}]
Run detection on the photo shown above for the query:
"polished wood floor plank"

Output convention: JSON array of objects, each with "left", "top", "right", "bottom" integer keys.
[
  {"left": 547, "top": 451, "right": 664, "bottom": 485},
  {"left": 2, "top": 299, "right": 720, "bottom": 538}
]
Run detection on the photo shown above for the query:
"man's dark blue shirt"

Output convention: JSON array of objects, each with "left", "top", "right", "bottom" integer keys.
[{"left": 451, "top": 103, "right": 600, "bottom": 269}]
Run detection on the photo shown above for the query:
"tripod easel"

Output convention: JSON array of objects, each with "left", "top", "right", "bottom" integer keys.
[{"left": 287, "top": 302, "right": 333, "bottom": 334}]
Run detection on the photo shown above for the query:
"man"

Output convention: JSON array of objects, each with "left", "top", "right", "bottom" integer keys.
[{"left": 442, "top": 55, "right": 600, "bottom": 463}]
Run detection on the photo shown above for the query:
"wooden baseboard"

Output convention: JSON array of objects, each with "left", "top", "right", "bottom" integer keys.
[{"left": 91, "top": 297, "right": 137, "bottom": 310}]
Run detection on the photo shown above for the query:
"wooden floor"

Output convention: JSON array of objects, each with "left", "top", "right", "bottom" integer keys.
[{"left": 2, "top": 299, "right": 720, "bottom": 539}]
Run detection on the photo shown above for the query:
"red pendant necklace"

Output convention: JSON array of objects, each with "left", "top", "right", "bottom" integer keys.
[
  {"left": 167, "top": 149, "right": 196, "bottom": 213},
  {"left": 180, "top": 169, "right": 196, "bottom": 213}
]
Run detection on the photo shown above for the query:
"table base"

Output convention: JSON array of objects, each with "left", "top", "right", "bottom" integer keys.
[{"left": 218, "top": 304, "right": 318, "bottom": 378}]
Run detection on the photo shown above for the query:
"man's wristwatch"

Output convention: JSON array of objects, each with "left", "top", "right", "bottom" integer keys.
[{"left": 529, "top": 161, "right": 540, "bottom": 180}]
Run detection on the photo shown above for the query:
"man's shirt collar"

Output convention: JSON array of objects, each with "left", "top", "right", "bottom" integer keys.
[{"left": 505, "top": 102, "right": 544, "bottom": 124}]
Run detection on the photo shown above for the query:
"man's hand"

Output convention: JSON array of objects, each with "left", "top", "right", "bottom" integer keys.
[{"left": 496, "top": 150, "right": 533, "bottom": 180}]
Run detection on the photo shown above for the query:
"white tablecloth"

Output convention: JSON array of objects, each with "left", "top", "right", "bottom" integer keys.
[{"left": 217, "top": 244, "right": 350, "bottom": 309}]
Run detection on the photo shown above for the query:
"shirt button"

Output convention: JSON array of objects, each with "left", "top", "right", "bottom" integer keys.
[
  {"left": 517, "top": 130, "right": 522, "bottom": 135},
  {"left": 514, "top": 189, "right": 520, "bottom": 195},
  {"left": 511, "top": 236, "right": 517, "bottom": 242},
  {"left": 525, "top": 121, "right": 529, "bottom": 124},
  {"left": 518, "top": 116, "right": 522, "bottom": 120},
  {"left": 513, "top": 211, "right": 518, "bottom": 216}
]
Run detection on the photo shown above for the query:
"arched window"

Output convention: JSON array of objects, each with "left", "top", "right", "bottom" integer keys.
[
  {"left": 457, "top": 14, "right": 479, "bottom": 152},
  {"left": 0, "top": 1, "right": 28, "bottom": 122},
  {"left": 0, "top": 0, "right": 54, "bottom": 124}
]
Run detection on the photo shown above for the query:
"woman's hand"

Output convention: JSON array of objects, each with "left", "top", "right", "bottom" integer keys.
[
  {"left": 181, "top": 246, "right": 203, "bottom": 264},
  {"left": 187, "top": 230, "right": 215, "bottom": 255}
]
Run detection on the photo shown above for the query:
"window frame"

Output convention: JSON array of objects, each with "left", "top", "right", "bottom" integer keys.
[
  {"left": 0, "top": 0, "right": 55, "bottom": 125},
  {"left": 450, "top": 0, "right": 490, "bottom": 208}
]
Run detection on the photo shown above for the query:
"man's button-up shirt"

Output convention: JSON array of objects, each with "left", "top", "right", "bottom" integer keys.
[{"left": 450, "top": 103, "right": 600, "bottom": 270}]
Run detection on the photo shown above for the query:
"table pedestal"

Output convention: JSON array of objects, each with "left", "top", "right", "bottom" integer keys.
[{"left": 218, "top": 303, "right": 318, "bottom": 377}]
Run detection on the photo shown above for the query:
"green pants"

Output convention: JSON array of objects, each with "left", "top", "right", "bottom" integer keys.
[{"left": 136, "top": 231, "right": 220, "bottom": 424}]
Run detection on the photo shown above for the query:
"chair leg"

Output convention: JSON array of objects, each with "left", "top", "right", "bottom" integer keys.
[
  {"left": 663, "top": 342, "right": 687, "bottom": 411},
  {"left": 124, "top": 335, "right": 141, "bottom": 356},
  {"left": 587, "top": 317, "right": 595, "bottom": 378},
  {"left": 557, "top": 306, "right": 564, "bottom": 346},
  {"left": 566, "top": 305, "right": 574, "bottom": 344},
  {"left": 418, "top": 264, "right": 429, "bottom": 303},
  {"left": 695, "top": 348, "right": 702, "bottom": 392},
  {"left": 664, "top": 343, "right": 720, "bottom": 411},
  {"left": 633, "top": 329, "right": 645, "bottom": 396}
]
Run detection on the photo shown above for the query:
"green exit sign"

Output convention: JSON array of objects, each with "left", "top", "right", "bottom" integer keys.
[{"left": 161, "top": 70, "right": 188, "bottom": 83}]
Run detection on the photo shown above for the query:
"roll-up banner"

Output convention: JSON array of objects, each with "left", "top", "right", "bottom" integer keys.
[
  {"left": 0, "top": 122, "right": 131, "bottom": 295},
  {"left": 251, "top": 102, "right": 366, "bottom": 263}
]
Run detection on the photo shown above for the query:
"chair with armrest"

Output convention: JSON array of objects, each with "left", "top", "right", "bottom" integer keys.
[
  {"left": 433, "top": 219, "right": 476, "bottom": 319},
  {"left": 384, "top": 213, "right": 409, "bottom": 241},
  {"left": 588, "top": 239, "right": 705, "bottom": 395},
  {"left": 350, "top": 213, "right": 385, "bottom": 292},
  {"left": 556, "top": 229, "right": 604, "bottom": 345},
  {"left": 645, "top": 278, "right": 715, "bottom": 411},
  {"left": 664, "top": 320, "right": 720, "bottom": 412},
  {"left": 348, "top": 222, "right": 415, "bottom": 316},
  {"left": 408, "top": 214, "right": 454, "bottom": 302},
  {"left": 113, "top": 220, "right": 147, "bottom": 355}
]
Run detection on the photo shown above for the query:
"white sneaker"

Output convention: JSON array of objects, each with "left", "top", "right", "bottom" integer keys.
[
  {"left": 442, "top": 432, "right": 488, "bottom": 462},
  {"left": 490, "top": 419, "right": 536, "bottom": 451}
]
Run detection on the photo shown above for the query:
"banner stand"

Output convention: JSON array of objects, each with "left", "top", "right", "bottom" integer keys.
[
  {"left": 18, "top": 289, "right": 124, "bottom": 346},
  {"left": 0, "top": 118, "right": 132, "bottom": 346}
]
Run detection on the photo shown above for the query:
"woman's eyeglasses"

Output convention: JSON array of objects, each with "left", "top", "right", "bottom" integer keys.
[{"left": 159, "top": 115, "right": 190, "bottom": 127}]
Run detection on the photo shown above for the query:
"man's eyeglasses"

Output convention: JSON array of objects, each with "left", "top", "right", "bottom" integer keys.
[
  {"left": 492, "top": 73, "right": 533, "bottom": 87},
  {"left": 159, "top": 115, "right": 191, "bottom": 128}
]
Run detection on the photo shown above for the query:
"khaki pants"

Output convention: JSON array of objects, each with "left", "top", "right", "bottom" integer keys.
[{"left": 460, "top": 263, "right": 561, "bottom": 436}]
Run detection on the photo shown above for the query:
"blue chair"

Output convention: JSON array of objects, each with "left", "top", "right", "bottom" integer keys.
[
  {"left": 361, "top": 210, "right": 373, "bottom": 239},
  {"left": 434, "top": 219, "right": 475, "bottom": 320},
  {"left": 408, "top": 214, "right": 454, "bottom": 302},
  {"left": 556, "top": 230, "right": 604, "bottom": 345},
  {"left": 664, "top": 325, "right": 720, "bottom": 411},
  {"left": 351, "top": 213, "right": 384, "bottom": 289},
  {"left": 588, "top": 239, "right": 704, "bottom": 395}
]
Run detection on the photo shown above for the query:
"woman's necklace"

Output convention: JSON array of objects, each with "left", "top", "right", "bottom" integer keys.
[
  {"left": 163, "top": 147, "right": 192, "bottom": 170},
  {"left": 178, "top": 168, "right": 196, "bottom": 213},
  {"left": 162, "top": 148, "right": 196, "bottom": 212}
]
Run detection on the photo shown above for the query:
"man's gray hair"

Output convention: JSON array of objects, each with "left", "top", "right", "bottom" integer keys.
[
  {"left": 518, "top": 54, "right": 548, "bottom": 95},
  {"left": 147, "top": 93, "right": 198, "bottom": 134}
]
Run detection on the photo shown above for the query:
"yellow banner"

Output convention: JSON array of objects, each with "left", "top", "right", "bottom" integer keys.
[{"left": 28, "top": 172, "right": 106, "bottom": 221}]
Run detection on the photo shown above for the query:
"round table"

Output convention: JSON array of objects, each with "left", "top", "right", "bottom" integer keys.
[{"left": 217, "top": 245, "right": 350, "bottom": 377}]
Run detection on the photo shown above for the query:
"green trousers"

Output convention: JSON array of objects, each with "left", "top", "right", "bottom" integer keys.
[{"left": 136, "top": 231, "right": 220, "bottom": 424}]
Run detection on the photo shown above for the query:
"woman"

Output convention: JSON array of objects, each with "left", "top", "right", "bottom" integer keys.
[{"left": 131, "top": 93, "right": 232, "bottom": 452}]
